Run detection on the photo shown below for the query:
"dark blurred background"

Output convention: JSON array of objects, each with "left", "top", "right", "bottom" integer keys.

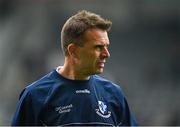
[{"left": 0, "top": 0, "right": 180, "bottom": 125}]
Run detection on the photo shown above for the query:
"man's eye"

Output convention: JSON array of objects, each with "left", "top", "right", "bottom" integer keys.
[
  {"left": 106, "top": 45, "right": 109, "bottom": 49},
  {"left": 95, "top": 45, "right": 103, "bottom": 50}
]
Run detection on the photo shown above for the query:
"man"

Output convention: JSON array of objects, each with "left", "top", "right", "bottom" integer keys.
[{"left": 12, "top": 10, "right": 138, "bottom": 126}]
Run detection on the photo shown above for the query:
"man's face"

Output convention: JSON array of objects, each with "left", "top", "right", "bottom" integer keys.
[{"left": 75, "top": 28, "right": 110, "bottom": 76}]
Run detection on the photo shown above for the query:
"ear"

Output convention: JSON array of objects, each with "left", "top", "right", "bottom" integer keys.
[{"left": 67, "top": 43, "right": 78, "bottom": 58}]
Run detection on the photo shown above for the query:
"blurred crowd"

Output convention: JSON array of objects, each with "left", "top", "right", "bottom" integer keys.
[{"left": 0, "top": 0, "right": 180, "bottom": 125}]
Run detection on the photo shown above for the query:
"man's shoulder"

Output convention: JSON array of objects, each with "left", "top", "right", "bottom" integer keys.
[
  {"left": 26, "top": 70, "right": 57, "bottom": 90},
  {"left": 21, "top": 69, "right": 65, "bottom": 99},
  {"left": 17, "top": 69, "right": 63, "bottom": 103},
  {"left": 93, "top": 75, "right": 122, "bottom": 90},
  {"left": 93, "top": 75, "right": 125, "bottom": 98}
]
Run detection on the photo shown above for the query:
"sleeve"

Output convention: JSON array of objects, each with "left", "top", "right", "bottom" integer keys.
[
  {"left": 120, "top": 96, "right": 138, "bottom": 126},
  {"left": 114, "top": 84, "right": 138, "bottom": 126},
  {"left": 11, "top": 88, "right": 36, "bottom": 126}
]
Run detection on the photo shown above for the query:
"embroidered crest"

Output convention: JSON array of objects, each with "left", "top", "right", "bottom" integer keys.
[{"left": 95, "top": 101, "right": 111, "bottom": 118}]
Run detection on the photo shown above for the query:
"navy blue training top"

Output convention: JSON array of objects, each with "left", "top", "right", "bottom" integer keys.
[{"left": 12, "top": 69, "right": 138, "bottom": 126}]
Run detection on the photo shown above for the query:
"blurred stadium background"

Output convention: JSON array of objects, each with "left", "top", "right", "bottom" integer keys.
[{"left": 0, "top": 0, "right": 180, "bottom": 125}]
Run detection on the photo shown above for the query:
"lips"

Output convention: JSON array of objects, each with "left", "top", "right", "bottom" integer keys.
[{"left": 97, "top": 61, "right": 105, "bottom": 68}]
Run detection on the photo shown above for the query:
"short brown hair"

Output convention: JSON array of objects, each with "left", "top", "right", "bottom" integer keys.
[{"left": 61, "top": 10, "right": 112, "bottom": 56}]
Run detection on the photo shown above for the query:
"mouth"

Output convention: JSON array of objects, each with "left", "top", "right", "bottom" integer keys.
[{"left": 97, "top": 61, "right": 105, "bottom": 68}]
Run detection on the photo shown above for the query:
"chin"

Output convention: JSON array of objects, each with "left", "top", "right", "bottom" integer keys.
[
  {"left": 95, "top": 69, "right": 104, "bottom": 74},
  {"left": 89, "top": 68, "right": 104, "bottom": 75}
]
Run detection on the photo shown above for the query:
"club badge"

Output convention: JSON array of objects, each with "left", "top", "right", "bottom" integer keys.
[{"left": 95, "top": 101, "right": 111, "bottom": 118}]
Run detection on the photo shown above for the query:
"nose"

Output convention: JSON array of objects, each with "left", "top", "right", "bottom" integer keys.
[{"left": 101, "top": 47, "right": 110, "bottom": 59}]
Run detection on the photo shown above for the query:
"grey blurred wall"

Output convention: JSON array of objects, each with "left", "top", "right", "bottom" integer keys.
[{"left": 0, "top": 0, "right": 180, "bottom": 125}]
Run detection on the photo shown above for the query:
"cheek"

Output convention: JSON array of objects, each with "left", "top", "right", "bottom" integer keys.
[
  {"left": 79, "top": 50, "right": 99, "bottom": 64},
  {"left": 87, "top": 52, "right": 99, "bottom": 60},
  {"left": 79, "top": 52, "right": 92, "bottom": 64}
]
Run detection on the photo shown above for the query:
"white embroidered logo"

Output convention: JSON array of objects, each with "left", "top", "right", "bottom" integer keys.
[
  {"left": 55, "top": 104, "right": 73, "bottom": 114},
  {"left": 76, "top": 89, "right": 90, "bottom": 94},
  {"left": 95, "top": 101, "right": 111, "bottom": 118}
]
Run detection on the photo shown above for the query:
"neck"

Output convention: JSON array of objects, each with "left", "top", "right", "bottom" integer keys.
[{"left": 58, "top": 58, "right": 90, "bottom": 80}]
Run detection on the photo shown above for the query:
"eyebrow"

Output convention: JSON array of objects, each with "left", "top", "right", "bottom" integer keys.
[
  {"left": 95, "top": 43, "right": 109, "bottom": 46},
  {"left": 94, "top": 44, "right": 109, "bottom": 49}
]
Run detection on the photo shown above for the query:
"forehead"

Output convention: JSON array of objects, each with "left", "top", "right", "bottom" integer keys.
[{"left": 83, "top": 28, "right": 109, "bottom": 45}]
